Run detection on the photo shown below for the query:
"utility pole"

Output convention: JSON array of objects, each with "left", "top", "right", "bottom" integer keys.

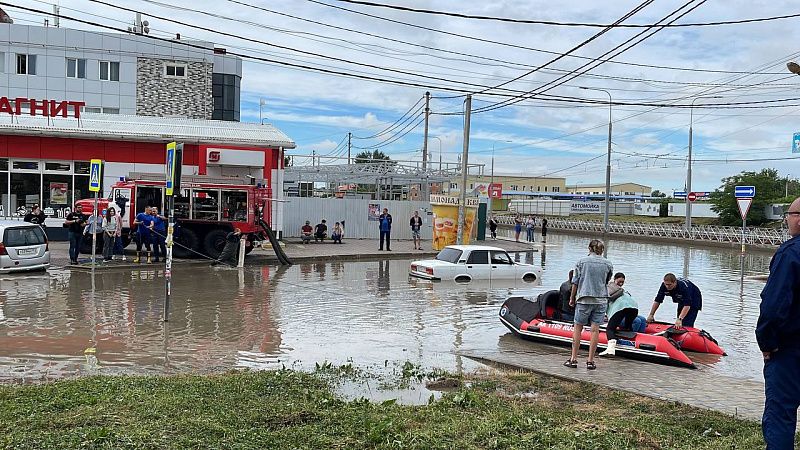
[
  {"left": 457, "top": 94, "right": 472, "bottom": 245},
  {"left": 488, "top": 145, "right": 495, "bottom": 219},
  {"left": 422, "top": 92, "right": 430, "bottom": 200},
  {"left": 347, "top": 132, "right": 352, "bottom": 165}
]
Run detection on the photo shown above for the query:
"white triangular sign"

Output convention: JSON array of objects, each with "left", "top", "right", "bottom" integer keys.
[{"left": 736, "top": 198, "right": 753, "bottom": 220}]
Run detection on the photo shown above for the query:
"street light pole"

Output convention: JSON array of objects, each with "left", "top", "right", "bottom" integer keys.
[
  {"left": 686, "top": 96, "right": 722, "bottom": 233},
  {"left": 579, "top": 87, "right": 612, "bottom": 245}
]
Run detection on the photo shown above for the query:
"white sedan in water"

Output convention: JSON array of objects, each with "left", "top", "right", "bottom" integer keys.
[{"left": 409, "top": 245, "right": 542, "bottom": 283}]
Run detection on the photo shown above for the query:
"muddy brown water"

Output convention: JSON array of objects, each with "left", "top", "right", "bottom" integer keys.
[{"left": 0, "top": 233, "right": 771, "bottom": 383}]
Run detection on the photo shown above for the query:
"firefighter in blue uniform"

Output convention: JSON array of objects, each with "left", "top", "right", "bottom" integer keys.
[
  {"left": 646, "top": 273, "right": 702, "bottom": 328},
  {"left": 757, "top": 197, "right": 800, "bottom": 449}
]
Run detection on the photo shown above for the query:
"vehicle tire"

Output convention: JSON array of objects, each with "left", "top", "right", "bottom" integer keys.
[
  {"left": 79, "top": 235, "right": 102, "bottom": 255},
  {"left": 173, "top": 228, "right": 199, "bottom": 259},
  {"left": 522, "top": 273, "right": 538, "bottom": 283},
  {"left": 203, "top": 229, "right": 229, "bottom": 260}
]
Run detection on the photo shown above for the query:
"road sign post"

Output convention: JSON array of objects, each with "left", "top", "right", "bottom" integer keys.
[
  {"left": 164, "top": 142, "right": 183, "bottom": 322},
  {"left": 89, "top": 159, "right": 102, "bottom": 271},
  {"left": 735, "top": 185, "right": 755, "bottom": 254}
]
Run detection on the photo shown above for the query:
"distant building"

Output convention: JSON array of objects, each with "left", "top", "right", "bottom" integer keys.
[
  {"left": 448, "top": 175, "right": 566, "bottom": 197},
  {"left": 566, "top": 182, "right": 652, "bottom": 197}
]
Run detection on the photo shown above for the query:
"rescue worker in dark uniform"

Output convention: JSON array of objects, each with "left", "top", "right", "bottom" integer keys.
[
  {"left": 212, "top": 228, "right": 242, "bottom": 266},
  {"left": 646, "top": 273, "right": 702, "bottom": 328},
  {"left": 757, "top": 196, "right": 800, "bottom": 449}
]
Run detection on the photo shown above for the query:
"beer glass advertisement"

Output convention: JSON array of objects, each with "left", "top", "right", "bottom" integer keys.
[
  {"left": 49, "top": 182, "right": 69, "bottom": 205},
  {"left": 430, "top": 195, "right": 478, "bottom": 250}
]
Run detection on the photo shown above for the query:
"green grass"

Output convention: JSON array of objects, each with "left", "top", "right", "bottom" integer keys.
[{"left": 0, "top": 369, "right": 762, "bottom": 449}]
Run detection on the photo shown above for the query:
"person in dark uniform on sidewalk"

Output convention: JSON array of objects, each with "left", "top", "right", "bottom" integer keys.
[
  {"left": 757, "top": 197, "right": 800, "bottom": 449},
  {"left": 646, "top": 273, "right": 702, "bottom": 328},
  {"left": 378, "top": 208, "right": 392, "bottom": 251},
  {"left": 212, "top": 228, "right": 242, "bottom": 266}
]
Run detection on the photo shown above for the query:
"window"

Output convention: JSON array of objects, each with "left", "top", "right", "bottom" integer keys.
[
  {"left": 4, "top": 226, "right": 46, "bottom": 247},
  {"left": 435, "top": 248, "right": 462, "bottom": 264},
  {"left": 221, "top": 190, "right": 247, "bottom": 221},
  {"left": 84, "top": 107, "right": 101, "bottom": 114},
  {"left": 99, "top": 61, "right": 119, "bottom": 81},
  {"left": 165, "top": 62, "right": 187, "bottom": 78},
  {"left": 192, "top": 189, "right": 219, "bottom": 220},
  {"left": 66, "top": 58, "right": 86, "bottom": 78},
  {"left": 553, "top": 187, "right": 560, "bottom": 193},
  {"left": 102, "top": 107, "right": 119, "bottom": 114},
  {"left": 0, "top": 52, "right": 4, "bottom": 73},
  {"left": 16, "top": 53, "right": 36, "bottom": 75},
  {"left": 490, "top": 251, "right": 513, "bottom": 265},
  {"left": 466, "top": 250, "right": 489, "bottom": 265}
]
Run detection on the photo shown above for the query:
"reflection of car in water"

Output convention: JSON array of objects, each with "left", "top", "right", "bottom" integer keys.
[{"left": 409, "top": 245, "right": 542, "bottom": 284}]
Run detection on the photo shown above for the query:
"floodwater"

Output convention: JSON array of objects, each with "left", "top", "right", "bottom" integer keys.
[{"left": 0, "top": 233, "right": 772, "bottom": 384}]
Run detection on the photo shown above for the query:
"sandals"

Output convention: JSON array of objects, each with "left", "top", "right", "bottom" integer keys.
[
  {"left": 563, "top": 359, "right": 578, "bottom": 368},
  {"left": 586, "top": 361, "right": 597, "bottom": 370}
]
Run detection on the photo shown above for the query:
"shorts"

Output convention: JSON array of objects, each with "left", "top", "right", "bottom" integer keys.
[
  {"left": 412, "top": 229, "right": 420, "bottom": 238},
  {"left": 574, "top": 302, "right": 607, "bottom": 326}
]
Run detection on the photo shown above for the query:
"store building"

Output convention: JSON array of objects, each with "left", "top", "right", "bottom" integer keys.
[
  {"left": 0, "top": 20, "right": 241, "bottom": 120},
  {"left": 0, "top": 112, "right": 295, "bottom": 232}
]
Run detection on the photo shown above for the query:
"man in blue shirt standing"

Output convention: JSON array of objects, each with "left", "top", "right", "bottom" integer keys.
[
  {"left": 646, "top": 273, "right": 702, "bottom": 328},
  {"left": 378, "top": 208, "right": 392, "bottom": 251},
  {"left": 757, "top": 197, "right": 800, "bottom": 449},
  {"left": 133, "top": 206, "right": 154, "bottom": 264}
]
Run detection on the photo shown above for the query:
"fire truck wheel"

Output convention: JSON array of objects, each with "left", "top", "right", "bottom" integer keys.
[
  {"left": 172, "top": 228, "right": 199, "bottom": 258},
  {"left": 203, "top": 229, "right": 228, "bottom": 260}
]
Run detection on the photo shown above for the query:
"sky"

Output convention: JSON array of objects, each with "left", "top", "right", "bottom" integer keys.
[{"left": 8, "top": 0, "right": 800, "bottom": 193}]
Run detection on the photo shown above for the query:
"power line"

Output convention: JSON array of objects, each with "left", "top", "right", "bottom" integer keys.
[
  {"left": 333, "top": 0, "right": 800, "bottom": 28},
  {"left": 305, "top": 0, "right": 786, "bottom": 76},
  {"left": 352, "top": 96, "right": 423, "bottom": 140}
]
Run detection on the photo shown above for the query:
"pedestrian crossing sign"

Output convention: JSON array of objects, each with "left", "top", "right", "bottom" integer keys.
[
  {"left": 166, "top": 142, "right": 176, "bottom": 196},
  {"left": 89, "top": 159, "right": 102, "bottom": 192}
]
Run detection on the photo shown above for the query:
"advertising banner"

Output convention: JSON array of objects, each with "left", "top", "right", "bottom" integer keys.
[
  {"left": 49, "top": 182, "right": 69, "bottom": 204},
  {"left": 430, "top": 195, "right": 478, "bottom": 250},
  {"left": 368, "top": 203, "right": 381, "bottom": 221}
]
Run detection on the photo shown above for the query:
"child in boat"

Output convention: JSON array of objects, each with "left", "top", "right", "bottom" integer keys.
[{"left": 601, "top": 273, "right": 646, "bottom": 356}]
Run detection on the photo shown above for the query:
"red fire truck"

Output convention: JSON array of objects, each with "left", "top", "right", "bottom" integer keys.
[{"left": 75, "top": 174, "right": 275, "bottom": 259}]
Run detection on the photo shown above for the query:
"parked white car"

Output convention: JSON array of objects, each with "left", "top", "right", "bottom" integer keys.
[
  {"left": 0, "top": 221, "right": 50, "bottom": 273},
  {"left": 409, "top": 245, "right": 542, "bottom": 283}
]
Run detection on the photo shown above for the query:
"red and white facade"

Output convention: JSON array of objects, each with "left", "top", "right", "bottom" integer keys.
[{"left": 0, "top": 110, "right": 295, "bottom": 233}]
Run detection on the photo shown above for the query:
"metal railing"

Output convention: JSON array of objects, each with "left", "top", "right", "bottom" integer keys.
[{"left": 494, "top": 214, "right": 789, "bottom": 246}]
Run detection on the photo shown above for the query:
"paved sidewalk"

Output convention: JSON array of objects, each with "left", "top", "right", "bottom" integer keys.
[{"left": 460, "top": 334, "right": 765, "bottom": 421}]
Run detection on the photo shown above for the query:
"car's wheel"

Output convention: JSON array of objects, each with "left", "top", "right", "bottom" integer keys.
[
  {"left": 173, "top": 228, "right": 199, "bottom": 259},
  {"left": 203, "top": 229, "right": 229, "bottom": 260},
  {"left": 522, "top": 273, "right": 538, "bottom": 283},
  {"left": 454, "top": 274, "right": 471, "bottom": 283}
]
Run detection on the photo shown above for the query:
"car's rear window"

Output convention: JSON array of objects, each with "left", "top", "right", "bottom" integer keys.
[
  {"left": 435, "top": 248, "right": 462, "bottom": 264},
  {"left": 4, "top": 226, "right": 46, "bottom": 247}
]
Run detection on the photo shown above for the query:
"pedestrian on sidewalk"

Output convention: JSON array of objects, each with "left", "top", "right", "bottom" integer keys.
[
  {"left": 378, "top": 208, "right": 392, "bottom": 251},
  {"left": 565, "top": 239, "right": 613, "bottom": 371},
  {"left": 64, "top": 205, "right": 88, "bottom": 264},
  {"left": 541, "top": 218, "right": 548, "bottom": 243},
  {"left": 151, "top": 207, "right": 167, "bottom": 263},
  {"left": 757, "top": 196, "right": 800, "bottom": 449},
  {"left": 133, "top": 206, "right": 154, "bottom": 264},
  {"left": 101, "top": 209, "right": 119, "bottom": 262},
  {"left": 331, "top": 222, "right": 343, "bottom": 244},
  {"left": 410, "top": 210, "right": 423, "bottom": 250},
  {"left": 489, "top": 215, "right": 498, "bottom": 240},
  {"left": 514, "top": 214, "right": 523, "bottom": 242},
  {"left": 24, "top": 204, "right": 46, "bottom": 225},
  {"left": 525, "top": 215, "right": 535, "bottom": 242}
]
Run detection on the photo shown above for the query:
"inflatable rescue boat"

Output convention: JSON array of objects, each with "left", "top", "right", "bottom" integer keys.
[{"left": 499, "top": 296, "right": 696, "bottom": 369}]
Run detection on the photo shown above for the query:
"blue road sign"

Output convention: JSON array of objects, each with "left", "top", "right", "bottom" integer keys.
[
  {"left": 673, "top": 191, "right": 687, "bottom": 198},
  {"left": 165, "top": 142, "right": 176, "bottom": 196},
  {"left": 735, "top": 185, "right": 755, "bottom": 198},
  {"left": 89, "top": 159, "right": 102, "bottom": 192},
  {"left": 793, "top": 132, "right": 800, "bottom": 153}
]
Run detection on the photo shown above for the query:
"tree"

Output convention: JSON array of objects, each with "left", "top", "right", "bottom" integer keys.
[
  {"left": 709, "top": 168, "right": 784, "bottom": 226},
  {"left": 650, "top": 190, "right": 667, "bottom": 198},
  {"left": 354, "top": 150, "right": 392, "bottom": 164}
]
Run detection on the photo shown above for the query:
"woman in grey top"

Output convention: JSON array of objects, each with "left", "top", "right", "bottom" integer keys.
[{"left": 565, "top": 239, "right": 613, "bottom": 370}]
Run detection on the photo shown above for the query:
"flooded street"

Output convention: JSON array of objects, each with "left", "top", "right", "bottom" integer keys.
[{"left": 0, "top": 234, "right": 772, "bottom": 383}]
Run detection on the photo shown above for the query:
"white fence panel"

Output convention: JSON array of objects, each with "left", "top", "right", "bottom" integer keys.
[{"left": 282, "top": 198, "right": 434, "bottom": 240}]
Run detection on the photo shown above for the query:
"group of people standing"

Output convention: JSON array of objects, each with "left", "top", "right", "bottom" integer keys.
[
  {"left": 512, "top": 214, "right": 548, "bottom": 243},
  {"left": 62, "top": 203, "right": 168, "bottom": 265},
  {"left": 560, "top": 239, "right": 703, "bottom": 370}
]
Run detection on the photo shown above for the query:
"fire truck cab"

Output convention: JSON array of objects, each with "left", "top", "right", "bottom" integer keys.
[{"left": 75, "top": 174, "right": 273, "bottom": 259}]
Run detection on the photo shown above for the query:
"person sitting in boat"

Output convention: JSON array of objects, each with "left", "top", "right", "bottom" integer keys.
[
  {"left": 646, "top": 273, "right": 702, "bottom": 329},
  {"left": 558, "top": 270, "right": 576, "bottom": 322},
  {"left": 601, "top": 273, "right": 644, "bottom": 356}
]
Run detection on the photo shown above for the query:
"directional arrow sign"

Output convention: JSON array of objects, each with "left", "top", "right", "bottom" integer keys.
[
  {"left": 89, "top": 159, "right": 102, "bottom": 192},
  {"left": 735, "top": 185, "right": 755, "bottom": 198},
  {"left": 737, "top": 198, "right": 753, "bottom": 220}
]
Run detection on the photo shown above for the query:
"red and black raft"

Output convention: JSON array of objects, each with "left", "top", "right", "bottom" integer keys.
[
  {"left": 499, "top": 296, "right": 697, "bottom": 369},
  {"left": 644, "top": 322, "right": 726, "bottom": 355}
]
